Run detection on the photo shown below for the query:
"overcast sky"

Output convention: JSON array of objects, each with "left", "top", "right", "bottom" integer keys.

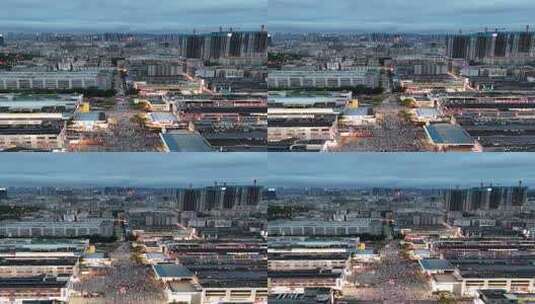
[
  {"left": 269, "top": 0, "right": 535, "bottom": 32},
  {"left": 1, "top": 0, "right": 533, "bottom": 33},
  {"left": 0, "top": 153, "right": 533, "bottom": 188},
  {"left": 0, "top": 0, "right": 267, "bottom": 32},
  {"left": 0, "top": 153, "right": 266, "bottom": 187},
  {"left": 266, "top": 153, "right": 535, "bottom": 188}
]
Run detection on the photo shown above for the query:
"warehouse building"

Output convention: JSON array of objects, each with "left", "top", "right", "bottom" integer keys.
[{"left": 0, "top": 70, "right": 113, "bottom": 91}]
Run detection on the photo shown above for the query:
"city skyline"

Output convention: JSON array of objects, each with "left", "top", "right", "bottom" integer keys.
[{"left": 1, "top": 0, "right": 534, "bottom": 33}]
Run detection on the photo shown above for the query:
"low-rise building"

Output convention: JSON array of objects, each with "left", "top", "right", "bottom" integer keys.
[
  {"left": 268, "top": 219, "right": 383, "bottom": 237},
  {"left": 0, "top": 275, "right": 72, "bottom": 303},
  {"left": 424, "top": 123, "right": 476, "bottom": 151},
  {"left": 0, "top": 257, "right": 80, "bottom": 277},
  {"left": 145, "top": 112, "right": 181, "bottom": 130},
  {"left": 70, "top": 111, "right": 108, "bottom": 131},
  {"left": 160, "top": 130, "right": 214, "bottom": 152},
  {"left": 0, "top": 219, "right": 114, "bottom": 238},
  {"left": 0, "top": 70, "right": 113, "bottom": 91},
  {"left": 268, "top": 70, "right": 381, "bottom": 89},
  {"left": 0, "top": 122, "right": 66, "bottom": 151}
]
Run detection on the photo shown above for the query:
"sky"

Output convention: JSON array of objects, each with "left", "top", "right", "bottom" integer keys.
[
  {"left": 0, "top": 153, "right": 267, "bottom": 187},
  {"left": 0, "top": 153, "right": 534, "bottom": 188},
  {"left": 266, "top": 153, "right": 535, "bottom": 188},
  {"left": 0, "top": 0, "right": 533, "bottom": 33},
  {"left": 269, "top": 0, "right": 535, "bottom": 32},
  {"left": 0, "top": 0, "right": 267, "bottom": 32}
]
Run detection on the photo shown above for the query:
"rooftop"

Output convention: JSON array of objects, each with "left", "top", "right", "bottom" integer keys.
[
  {"left": 153, "top": 263, "right": 194, "bottom": 279},
  {"left": 167, "top": 280, "right": 201, "bottom": 293},
  {"left": 160, "top": 130, "right": 213, "bottom": 152},
  {"left": 0, "top": 123, "right": 63, "bottom": 135},
  {"left": 0, "top": 70, "right": 109, "bottom": 78},
  {"left": 419, "top": 259, "right": 455, "bottom": 271},
  {"left": 149, "top": 112, "right": 177, "bottom": 122},
  {"left": 74, "top": 111, "right": 106, "bottom": 121},
  {"left": 415, "top": 108, "right": 439, "bottom": 118},
  {"left": 269, "top": 96, "right": 349, "bottom": 106},
  {"left": 0, "top": 275, "right": 68, "bottom": 288},
  {"left": 269, "top": 270, "right": 342, "bottom": 278},
  {"left": 424, "top": 123, "right": 474, "bottom": 146},
  {"left": 196, "top": 270, "right": 267, "bottom": 288},
  {"left": 343, "top": 107, "right": 373, "bottom": 116},
  {"left": 269, "top": 70, "right": 378, "bottom": 77},
  {"left": 432, "top": 273, "right": 459, "bottom": 283},
  {"left": 456, "top": 263, "right": 535, "bottom": 279},
  {"left": 0, "top": 257, "right": 78, "bottom": 266}
]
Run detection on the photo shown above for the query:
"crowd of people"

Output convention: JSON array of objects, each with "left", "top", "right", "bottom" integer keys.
[{"left": 71, "top": 242, "right": 166, "bottom": 304}]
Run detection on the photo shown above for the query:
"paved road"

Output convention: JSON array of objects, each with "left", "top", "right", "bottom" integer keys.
[
  {"left": 67, "top": 72, "right": 161, "bottom": 152},
  {"left": 71, "top": 242, "right": 166, "bottom": 304},
  {"left": 335, "top": 95, "right": 426, "bottom": 152},
  {"left": 343, "top": 240, "right": 434, "bottom": 303},
  {"left": 103, "top": 96, "right": 161, "bottom": 152}
]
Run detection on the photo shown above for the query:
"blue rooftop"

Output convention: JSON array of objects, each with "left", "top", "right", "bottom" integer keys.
[
  {"left": 415, "top": 108, "right": 439, "bottom": 118},
  {"left": 74, "top": 111, "right": 106, "bottom": 121},
  {"left": 161, "top": 130, "right": 213, "bottom": 152},
  {"left": 424, "top": 123, "right": 474, "bottom": 146},
  {"left": 153, "top": 263, "right": 193, "bottom": 279},
  {"left": 419, "top": 259, "right": 454, "bottom": 271},
  {"left": 149, "top": 112, "right": 177, "bottom": 122},
  {"left": 343, "top": 107, "right": 372, "bottom": 116}
]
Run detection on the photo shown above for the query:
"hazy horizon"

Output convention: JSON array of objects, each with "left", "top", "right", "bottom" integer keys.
[
  {"left": 0, "top": 0, "right": 532, "bottom": 33},
  {"left": 0, "top": 153, "right": 533, "bottom": 189}
]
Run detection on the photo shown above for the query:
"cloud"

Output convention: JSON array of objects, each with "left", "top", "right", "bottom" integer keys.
[
  {"left": 0, "top": 0, "right": 267, "bottom": 32},
  {"left": 268, "top": 0, "right": 535, "bottom": 32},
  {"left": 0, "top": 153, "right": 267, "bottom": 187},
  {"left": 0, "top": 153, "right": 533, "bottom": 189},
  {"left": 1, "top": 0, "right": 533, "bottom": 32},
  {"left": 265, "top": 153, "right": 535, "bottom": 188}
]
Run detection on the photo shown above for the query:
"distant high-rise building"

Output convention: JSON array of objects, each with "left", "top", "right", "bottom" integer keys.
[
  {"left": 444, "top": 188, "right": 468, "bottom": 212},
  {"left": 446, "top": 30, "right": 535, "bottom": 63},
  {"left": 444, "top": 182, "right": 527, "bottom": 212},
  {"left": 0, "top": 188, "right": 6, "bottom": 200},
  {"left": 0, "top": 34, "right": 4, "bottom": 47},
  {"left": 178, "top": 27, "right": 268, "bottom": 61},
  {"left": 448, "top": 35, "right": 471, "bottom": 59},
  {"left": 263, "top": 188, "right": 277, "bottom": 200},
  {"left": 176, "top": 184, "right": 263, "bottom": 212}
]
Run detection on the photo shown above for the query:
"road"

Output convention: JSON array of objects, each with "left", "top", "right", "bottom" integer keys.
[
  {"left": 71, "top": 242, "right": 166, "bottom": 304},
  {"left": 334, "top": 95, "right": 427, "bottom": 152},
  {"left": 102, "top": 96, "right": 161, "bottom": 152},
  {"left": 69, "top": 72, "right": 161, "bottom": 152},
  {"left": 342, "top": 240, "right": 434, "bottom": 303}
]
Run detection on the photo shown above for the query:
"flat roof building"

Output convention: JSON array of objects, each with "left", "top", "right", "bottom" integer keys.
[
  {"left": 0, "top": 239, "right": 89, "bottom": 258},
  {"left": 424, "top": 123, "right": 475, "bottom": 151},
  {"left": 160, "top": 130, "right": 214, "bottom": 152},
  {"left": 268, "top": 219, "right": 383, "bottom": 237},
  {"left": 0, "top": 70, "right": 113, "bottom": 91},
  {"left": 0, "top": 275, "right": 72, "bottom": 303},
  {"left": 0, "top": 121, "right": 66, "bottom": 151},
  {"left": 268, "top": 70, "right": 380, "bottom": 89},
  {"left": 71, "top": 111, "right": 107, "bottom": 132},
  {"left": 0, "top": 219, "right": 114, "bottom": 238},
  {"left": 153, "top": 263, "right": 194, "bottom": 282}
]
